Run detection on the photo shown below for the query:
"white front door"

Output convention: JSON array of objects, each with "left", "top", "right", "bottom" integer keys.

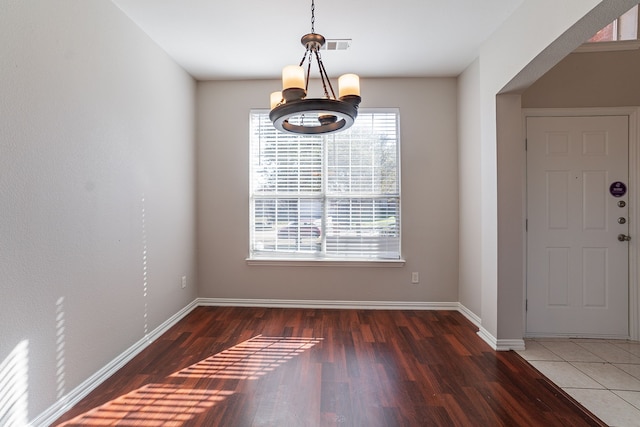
[{"left": 526, "top": 115, "right": 630, "bottom": 337}]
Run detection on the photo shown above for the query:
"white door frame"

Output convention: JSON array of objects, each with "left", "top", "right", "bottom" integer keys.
[{"left": 523, "top": 107, "right": 640, "bottom": 340}]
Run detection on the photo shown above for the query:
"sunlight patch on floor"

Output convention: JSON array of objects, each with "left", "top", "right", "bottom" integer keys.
[{"left": 57, "top": 335, "right": 322, "bottom": 425}]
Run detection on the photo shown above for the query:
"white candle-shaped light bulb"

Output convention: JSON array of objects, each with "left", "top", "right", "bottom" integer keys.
[
  {"left": 282, "top": 65, "right": 305, "bottom": 90},
  {"left": 270, "top": 91, "right": 282, "bottom": 109},
  {"left": 338, "top": 74, "right": 360, "bottom": 98}
]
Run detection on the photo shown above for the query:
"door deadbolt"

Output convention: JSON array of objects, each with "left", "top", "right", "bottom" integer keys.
[
  {"left": 618, "top": 234, "right": 632, "bottom": 242},
  {"left": 618, "top": 217, "right": 627, "bottom": 224},
  {"left": 618, "top": 201, "right": 627, "bottom": 208}
]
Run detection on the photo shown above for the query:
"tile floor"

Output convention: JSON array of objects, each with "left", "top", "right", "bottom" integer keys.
[{"left": 517, "top": 338, "right": 640, "bottom": 426}]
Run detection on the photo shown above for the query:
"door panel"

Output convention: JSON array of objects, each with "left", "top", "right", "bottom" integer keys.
[{"left": 526, "top": 116, "right": 629, "bottom": 337}]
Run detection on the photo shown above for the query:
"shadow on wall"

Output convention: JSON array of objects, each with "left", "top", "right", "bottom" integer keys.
[
  {"left": 56, "top": 297, "right": 66, "bottom": 400},
  {"left": 0, "top": 340, "right": 30, "bottom": 426},
  {"left": 142, "top": 195, "right": 149, "bottom": 337},
  {"left": 2, "top": 193, "right": 155, "bottom": 426}
]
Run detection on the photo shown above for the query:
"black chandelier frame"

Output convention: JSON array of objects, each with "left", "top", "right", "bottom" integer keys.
[{"left": 269, "top": 1, "right": 361, "bottom": 135}]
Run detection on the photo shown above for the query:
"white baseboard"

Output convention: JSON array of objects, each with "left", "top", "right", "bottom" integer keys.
[
  {"left": 457, "top": 303, "right": 482, "bottom": 328},
  {"left": 32, "top": 299, "right": 199, "bottom": 427},
  {"left": 196, "top": 297, "right": 461, "bottom": 311},
  {"left": 477, "top": 326, "right": 526, "bottom": 351}
]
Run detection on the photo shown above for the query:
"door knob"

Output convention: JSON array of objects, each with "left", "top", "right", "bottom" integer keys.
[{"left": 618, "top": 234, "right": 631, "bottom": 242}]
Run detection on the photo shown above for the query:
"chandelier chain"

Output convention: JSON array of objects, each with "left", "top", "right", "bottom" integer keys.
[
  {"left": 311, "top": 0, "right": 315, "bottom": 33},
  {"left": 315, "top": 51, "right": 334, "bottom": 99}
]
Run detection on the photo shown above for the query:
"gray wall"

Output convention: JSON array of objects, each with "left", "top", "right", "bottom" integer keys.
[
  {"left": 196, "top": 78, "right": 459, "bottom": 303},
  {"left": 3, "top": 0, "right": 631, "bottom": 422},
  {"left": 0, "top": 1, "right": 196, "bottom": 421},
  {"left": 523, "top": 49, "right": 640, "bottom": 107},
  {"left": 457, "top": 59, "right": 483, "bottom": 317},
  {"left": 457, "top": 0, "right": 634, "bottom": 342}
]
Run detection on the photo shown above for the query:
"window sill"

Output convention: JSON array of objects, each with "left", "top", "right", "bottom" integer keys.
[{"left": 246, "top": 258, "right": 406, "bottom": 267}]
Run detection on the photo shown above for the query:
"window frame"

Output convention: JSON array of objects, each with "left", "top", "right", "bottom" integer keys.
[
  {"left": 576, "top": 5, "right": 640, "bottom": 53},
  {"left": 247, "top": 108, "right": 405, "bottom": 266}
]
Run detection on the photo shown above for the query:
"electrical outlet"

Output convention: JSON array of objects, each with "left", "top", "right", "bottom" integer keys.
[
  {"left": 411, "top": 272, "right": 419, "bottom": 284},
  {"left": 181, "top": 276, "right": 187, "bottom": 289}
]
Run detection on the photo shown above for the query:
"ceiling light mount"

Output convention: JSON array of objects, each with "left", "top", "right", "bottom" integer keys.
[
  {"left": 269, "top": 0, "right": 361, "bottom": 135},
  {"left": 301, "top": 32, "right": 326, "bottom": 50}
]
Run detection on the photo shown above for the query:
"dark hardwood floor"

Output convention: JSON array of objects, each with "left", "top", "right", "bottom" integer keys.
[{"left": 53, "top": 307, "right": 605, "bottom": 426}]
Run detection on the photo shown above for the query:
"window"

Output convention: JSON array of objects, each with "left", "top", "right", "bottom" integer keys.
[
  {"left": 249, "top": 110, "right": 401, "bottom": 262},
  {"left": 575, "top": 5, "right": 640, "bottom": 53},
  {"left": 588, "top": 5, "right": 638, "bottom": 43}
]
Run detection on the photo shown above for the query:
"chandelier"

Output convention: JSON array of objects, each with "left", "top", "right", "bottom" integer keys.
[{"left": 269, "top": 0, "right": 361, "bottom": 135}]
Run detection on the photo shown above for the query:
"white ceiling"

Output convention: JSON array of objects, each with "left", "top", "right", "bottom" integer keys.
[{"left": 110, "top": 0, "right": 525, "bottom": 81}]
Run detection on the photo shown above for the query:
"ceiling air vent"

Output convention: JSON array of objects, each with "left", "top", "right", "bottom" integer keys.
[{"left": 321, "top": 39, "right": 352, "bottom": 50}]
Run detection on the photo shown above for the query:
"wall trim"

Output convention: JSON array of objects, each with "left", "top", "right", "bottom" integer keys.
[
  {"left": 32, "top": 300, "right": 200, "bottom": 427},
  {"left": 477, "top": 327, "right": 526, "bottom": 351},
  {"left": 195, "top": 297, "right": 460, "bottom": 311},
  {"left": 457, "top": 302, "right": 482, "bottom": 328}
]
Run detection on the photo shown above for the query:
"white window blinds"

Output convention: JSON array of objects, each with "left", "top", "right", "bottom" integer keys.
[{"left": 250, "top": 110, "right": 400, "bottom": 260}]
